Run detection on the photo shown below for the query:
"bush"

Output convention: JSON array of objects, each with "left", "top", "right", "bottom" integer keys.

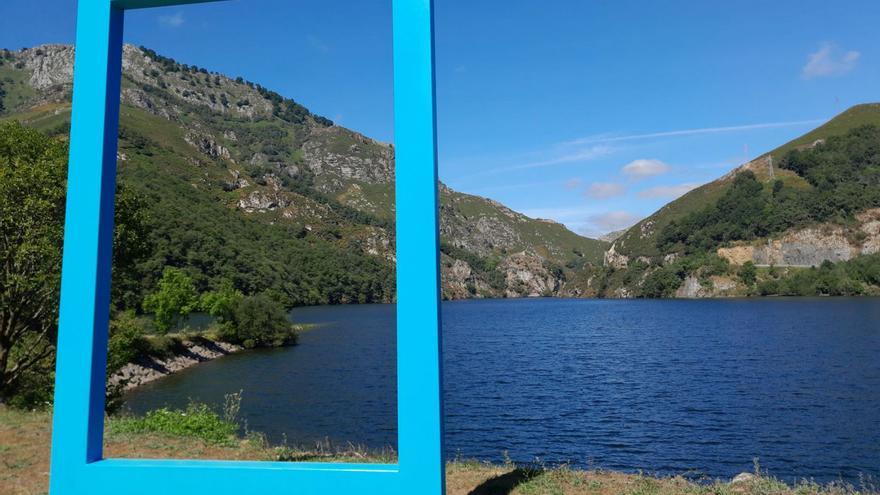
[
  {"left": 218, "top": 293, "right": 297, "bottom": 348},
  {"left": 107, "top": 311, "right": 148, "bottom": 374}
]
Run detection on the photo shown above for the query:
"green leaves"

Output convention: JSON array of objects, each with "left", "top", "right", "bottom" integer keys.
[{"left": 142, "top": 267, "right": 199, "bottom": 333}]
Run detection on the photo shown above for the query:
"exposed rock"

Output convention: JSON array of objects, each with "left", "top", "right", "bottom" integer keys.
[
  {"left": 604, "top": 242, "right": 630, "bottom": 269},
  {"left": 499, "top": 252, "right": 559, "bottom": 297},
  {"left": 185, "top": 131, "right": 232, "bottom": 161},
  {"left": 109, "top": 340, "right": 240, "bottom": 391},
  {"left": 730, "top": 473, "right": 757, "bottom": 484},
  {"left": 24, "top": 45, "right": 74, "bottom": 90},
  {"left": 239, "top": 190, "right": 279, "bottom": 212},
  {"left": 302, "top": 126, "right": 394, "bottom": 188},
  {"left": 718, "top": 210, "right": 880, "bottom": 267},
  {"left": 675, "top": 276, "right": 707, "bottom": 298}
]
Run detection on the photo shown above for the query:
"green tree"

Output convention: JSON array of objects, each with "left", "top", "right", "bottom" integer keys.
[
  {"left": 199, "top": 280, "right": 243, "bottom": 323},
  {"left": 143, "top": 267, "right": 198, "bottom": 332},
  {"left": 0, "top": 121, "right": 148, "bottom": 401},
  {"left": 219, "top": 293, "right": 296, "bottom": 348},
  {"left": 739, "top": 261, "right": 757, "bottom": 286}
]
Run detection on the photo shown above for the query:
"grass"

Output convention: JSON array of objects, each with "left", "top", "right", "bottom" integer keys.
[{"left": 1, "top": 406, "right": 877, "bottom": 495}]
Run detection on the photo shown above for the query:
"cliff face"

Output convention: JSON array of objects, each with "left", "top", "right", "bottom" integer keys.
[
  {"left": 0, "top": 44, "right": 606, "bottom": 300},
  {"left": 717, "top": 209, "right": 880, "bottom": 267}
]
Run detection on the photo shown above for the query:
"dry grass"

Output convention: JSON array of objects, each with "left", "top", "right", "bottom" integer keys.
[{"left": 1, "top": 407, "right": 876, "bottom": 495}]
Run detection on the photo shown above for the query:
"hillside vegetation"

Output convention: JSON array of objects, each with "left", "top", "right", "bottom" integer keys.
[
  {"left": 0, "top": 45, "right": 606, "bottom": 304},
  {"left": 601, "top": 105, "right": 880, "bottom": 298}
]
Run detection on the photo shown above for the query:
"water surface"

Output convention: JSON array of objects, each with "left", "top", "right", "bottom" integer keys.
[{"left": 124, "top": 298, "right": 880, "bottom": 482}]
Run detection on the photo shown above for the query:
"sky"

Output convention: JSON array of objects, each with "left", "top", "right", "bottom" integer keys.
[{"left": 2, "top": 0, "right": 879, "bottom": 237}]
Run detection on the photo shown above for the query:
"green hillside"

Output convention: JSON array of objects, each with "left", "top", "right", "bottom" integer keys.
[
  {"left": 1, "top": 44, "right": 604, "bottom": 303},
  {"left": 612, "top": 103, "right": 880, "bottom": 259}
]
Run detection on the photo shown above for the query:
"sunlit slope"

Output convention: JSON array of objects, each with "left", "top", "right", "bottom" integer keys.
[{"left": 611, "top": 103, "right": 880, "bottom": 259}]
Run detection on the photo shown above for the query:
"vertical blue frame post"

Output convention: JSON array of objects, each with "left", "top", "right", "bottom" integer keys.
[
  {"left": 394, "top": 0, "right": 445, "bottom": 493},
  {"left": 48, "top": 0, "right": 444, "bottom": 494}
]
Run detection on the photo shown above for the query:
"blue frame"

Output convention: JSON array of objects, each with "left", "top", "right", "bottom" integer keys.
[{"left": 48, "top": 1, "right": 443, "bottom": 494}]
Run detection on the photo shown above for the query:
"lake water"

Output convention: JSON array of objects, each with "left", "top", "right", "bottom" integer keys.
[{"left": 123, "top": 298, "right": 880, "bottom": 483}]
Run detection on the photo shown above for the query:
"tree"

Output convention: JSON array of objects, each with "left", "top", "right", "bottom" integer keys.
[
  {"left": 739, "top": 261, "right": 757, "bottom": 286},
  {"left": 199, "top": 280, "right": 243, "bottom": 323},
  {"left": 143, "top": 267, "right": 198, "bottom": 333},
  {"left": 0, "top": 121, "right": 148, "bottom": 400},
  {"left": 218, "top": 293, "right": 296, "bottom": 348}
]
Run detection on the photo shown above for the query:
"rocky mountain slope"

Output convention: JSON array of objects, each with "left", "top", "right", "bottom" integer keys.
[{"left": 0, "top": 45, "right": 607, "bottom": 302}]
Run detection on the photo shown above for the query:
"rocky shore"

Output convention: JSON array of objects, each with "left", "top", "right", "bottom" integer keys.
[{"left": 109, "top": 340, "right": 241, "bottom": 391}]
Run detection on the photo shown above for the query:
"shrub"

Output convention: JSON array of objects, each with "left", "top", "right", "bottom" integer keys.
[
  {"left": 218, "top": 293, "right": 297, "bottom": 348},
  {"left": 107, "top": 311, "right": 148, "bottom": 374}
]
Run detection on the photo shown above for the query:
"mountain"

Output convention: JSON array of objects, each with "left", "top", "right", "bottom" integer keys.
[
  {"left": 601, "top": 103, "right": 880, "bottom": 297},
  {"left": 0, "top": 44, "right": 607, "bottom": 304}
]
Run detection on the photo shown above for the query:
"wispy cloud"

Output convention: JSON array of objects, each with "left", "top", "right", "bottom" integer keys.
[
  {"left": 638, "top": 182, "right": 700, "bottom": 199},
  {"left": 508, "top": 145, "right": 613, "bottom": 171},
  {"left": 458, "top": 145, "right": 613, "bottom": 180},
  {"left": 585, "top": 182, "right": 625, "bottom": 200},
  {"left": 622, "top": 159, "right": 671, "bottom": 179},
  {"left": 565, "top": 119, "right": 825, "bottom": 147},
  {"left": 802, "top": 42, "right": 860, "bottom": 79},
  {"left": 158, "top": 12, "right": 185, "bottom": 28}
]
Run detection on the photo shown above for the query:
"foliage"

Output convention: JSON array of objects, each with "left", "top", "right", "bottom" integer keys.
[
  {"left": 142, "top": 267, "right": 199, "bottom": 333},
  {"left": 107, "top": 311, "right": 148, "bottom": 375},
  {"left": 108, "top": 400, "right": 239, "bottom": 445},
  {"left": 440, "top": 241, "right": 505, "bottom": 291},
  {"left": 757, "top": 255, "right": 880, "bottom": 296},
  {"left": 0, "top": 121, "right": 148, "bottom": 404},
  {"left": 199, "top": 279, "right": 244, "bottom": 323},
  {"left": 739, "top": 261, "right": 757, "bottom": 286},
  {"left": 659, "top": 126, "right": 880, "bottom": 255},
  {"left": 0, "top": 121, "right": 66, "bottom": 398},
  {"left": 638, "top": 254, "right": 730, "bottom": 298},
  {"left": 217, "top": 293, "right": 297, "bottom": 349}
]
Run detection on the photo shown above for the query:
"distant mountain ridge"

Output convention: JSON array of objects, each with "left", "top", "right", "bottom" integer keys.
[{"left": 0, "top": 44, "right": 607, "bottom": 302}]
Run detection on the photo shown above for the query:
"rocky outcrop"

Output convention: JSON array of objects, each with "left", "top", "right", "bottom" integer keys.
[
  {"left": 718, "top": 209, "right": 880, "bottom": 267},
  {"left": 604, "top": 242, "right": 630, "bottom": 269},
  {"left": 109, "top": 340, "right": 241, "bottom": 391},
  {"left": 499, "top": 253, "right": 559, "bottom": 297},
  {"left": 185, "top": 131, "right": 232, "bottom": 161},
  {"left": 24, "top": 45, "right": 74, "bottom": 90},
  {"left": 675, "top": 275, "right": 739, "bottom": 298},
  {"left": 302, "top": 126, "right": 394, "bottom": 190}
]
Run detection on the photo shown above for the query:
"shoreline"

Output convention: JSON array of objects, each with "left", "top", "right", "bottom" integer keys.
[{"left": 109, "top": 339, "right": 242, "bottom": 391}]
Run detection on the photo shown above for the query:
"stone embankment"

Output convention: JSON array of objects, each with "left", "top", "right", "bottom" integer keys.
[{"left": 109, "top": 340, "right": 241, "bottom": 391}]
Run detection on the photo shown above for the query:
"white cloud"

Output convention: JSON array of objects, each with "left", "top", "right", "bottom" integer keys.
[
  {"left": 158, "top": 12, "right": 185, "bottom": 28},
  {"left": 585, "top": 182, "right": 625, "bottom": 200},
  {"left": 622, "top": 159, "right": 671, "bottom": 179},
  {"left": 802, "top": 43, "right": 860, "bottom": 79},
  {"left": 638, "top": 182, "right": 700, "bottom": 199},
  {"left": 587, "top": 211, "right": 642, "bottom": 232}
]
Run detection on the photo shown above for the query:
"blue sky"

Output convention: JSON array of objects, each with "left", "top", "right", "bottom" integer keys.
[{"left": 2, "top": 1, "right": 879, "bottom": 236}]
